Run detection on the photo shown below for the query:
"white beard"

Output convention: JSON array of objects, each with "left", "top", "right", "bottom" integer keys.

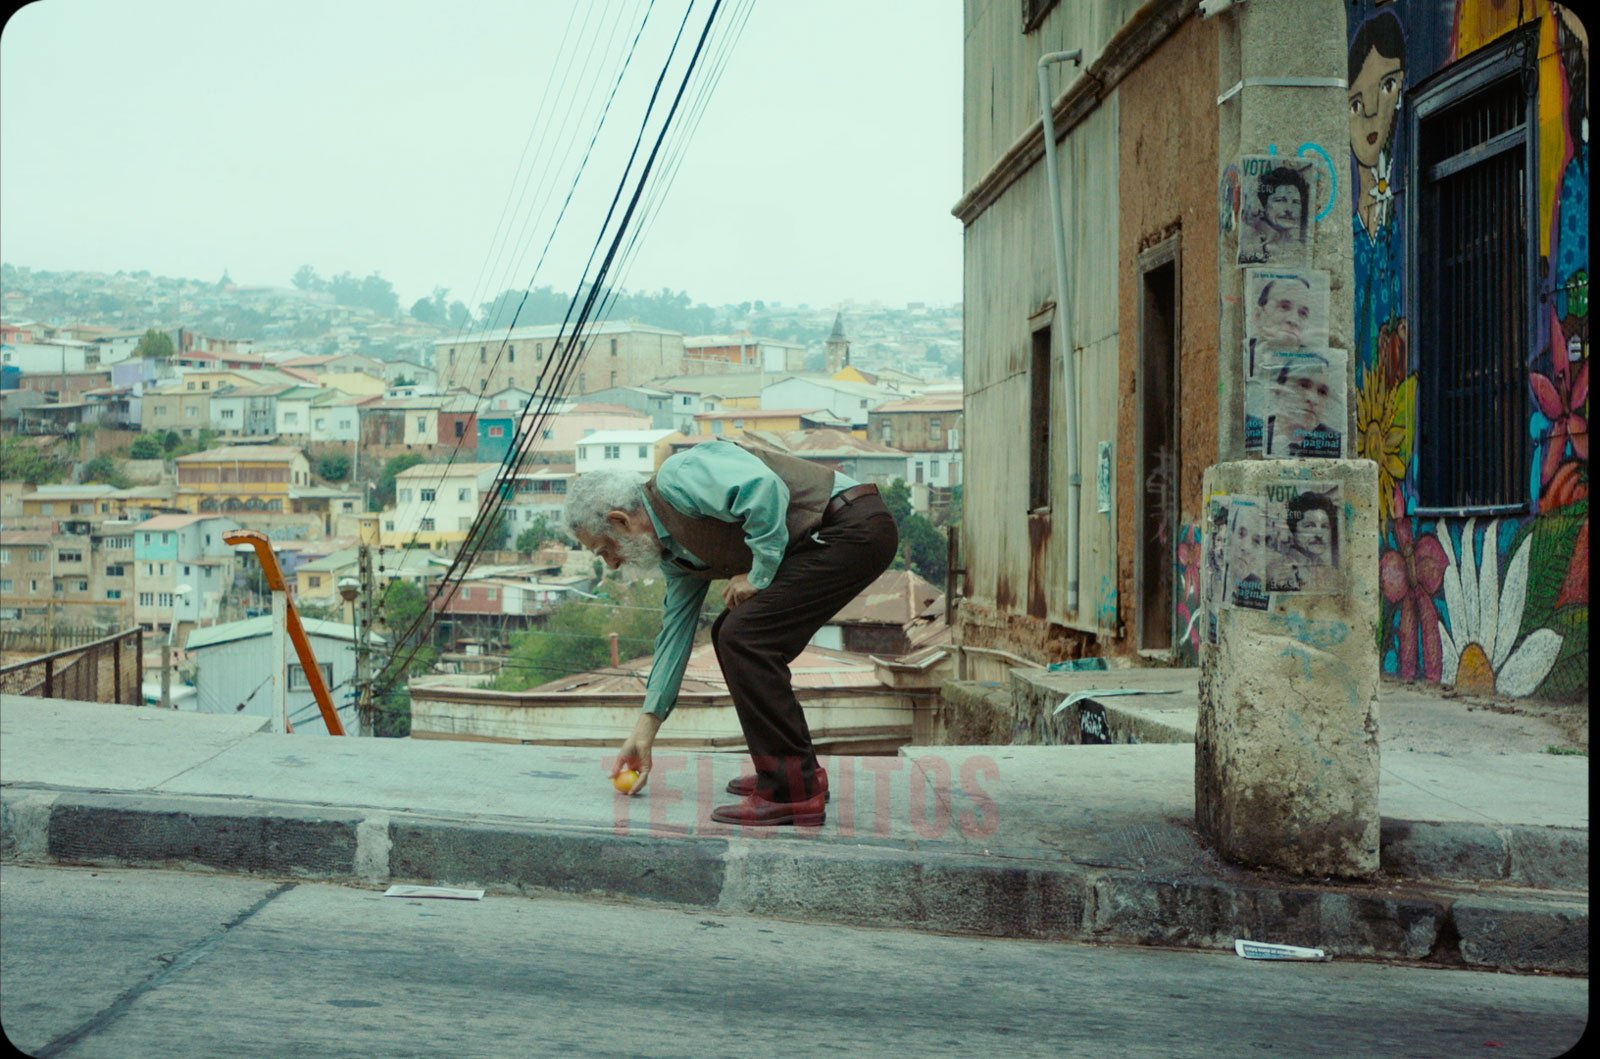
[{"left": 614, "top": 531, "right": 662, "bottom": 582}]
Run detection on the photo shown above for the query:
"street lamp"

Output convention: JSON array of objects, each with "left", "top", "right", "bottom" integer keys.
[{"left": 161, "top": 584, "right": 193, "bottom": 709}]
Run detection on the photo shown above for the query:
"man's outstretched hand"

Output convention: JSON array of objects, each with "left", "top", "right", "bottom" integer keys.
[{"left": 612, "top": 712, "right": 663, "bottom": 796}]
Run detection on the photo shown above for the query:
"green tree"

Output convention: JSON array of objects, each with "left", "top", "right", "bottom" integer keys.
[
  {"left": 0, "top": 437, "right": 68, "bottom": 486},
  {"left": 515, "top": 515, "right": 573, "bottom": 554},
  {"left": 129, "top": 435, "right": 162, "bottom": 459},
  {"left": 371, "top": 580, "right": 436, "bottom": 738},
  {"left": 359, "top": 272, "right": 400, "bottom": 318},
  {"left": 373, "top": 453, "right": 426, "bottom": 510},
  {"left": 409, "top": 296, "right": 441, "bottom": 324},
  {"left": 493, "top": 580, "right": 665, "bottom": 692},
  {"left": 291, "top": 264, "right": 323, "bottom": 291},
  {"left": 80, "top": 455, "right": 131, "bottom": 488},
  {"left": 409, "top": 285, "right": 450, "bottom": 325},
  {"left": 316, "top": 453, "right": 351, "bottom": 481},
  {"left": 379, "top": 580, "right": 427, "bottom": 642},
  {"left": 133, "top": 328, "right": 175, "bottom": 361},
  {"left": 880, "top": 479, "right": 948, "bottom": 585},
  {"left": 482, "top": 508, "right": 511, "bottom": 551}
]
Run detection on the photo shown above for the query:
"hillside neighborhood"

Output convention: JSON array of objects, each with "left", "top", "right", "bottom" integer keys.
[{"left": 1, "top": 264, "right": 965, "bottom": 733}]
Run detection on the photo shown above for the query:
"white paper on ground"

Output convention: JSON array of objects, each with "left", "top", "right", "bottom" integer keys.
[
  {"left": 1235, "top": 939, "right": 1329, "bottom": 961},
  {"left": 383, "top": 885, "right": 485, "bottom": 901},
  {"left": 1053, "top": 688, "right": 1181, "bottom": 716}
]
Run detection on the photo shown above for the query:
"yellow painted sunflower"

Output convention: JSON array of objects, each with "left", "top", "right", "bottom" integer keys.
[{"left": 1356, "top": 370, "right": 1415, "bottom": 523}]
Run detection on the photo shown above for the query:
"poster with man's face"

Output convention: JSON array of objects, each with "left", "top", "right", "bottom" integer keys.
[
  {"left": 1245, "top": 269, "right": 1331, "bottom": 369},
  {"left": 1263, "top": 481, "right": 1343, "bottom": 595},
  {"left": 1259, "top": 348, "right": 1348, "bottom": 459},
  {"left": 1237, "top": 155, "right": 1319, "bottom": 267},
  {"left": 1224, "top": 497, "right": 1270, "bottom": 611}
]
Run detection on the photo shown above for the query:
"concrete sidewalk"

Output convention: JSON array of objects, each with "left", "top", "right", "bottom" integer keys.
[{"left": 0, "top": 692, "right": 1587, "bottom": 975}]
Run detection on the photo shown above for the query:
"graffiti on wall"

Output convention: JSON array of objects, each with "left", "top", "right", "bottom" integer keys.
[
  {"left": 1350, "top": 0, "right": 1588, "bottom": 698},
  {"left": 1175, "top": 521, "right": 1203, "bottom": 664}
]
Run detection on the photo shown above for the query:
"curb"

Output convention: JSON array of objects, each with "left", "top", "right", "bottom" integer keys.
[
  {"left": 1, "top": 785, "right": 1586, "bottom": 975},
  {"left": 1380, "top": 818, "right": 1589, "bottom": 889}
]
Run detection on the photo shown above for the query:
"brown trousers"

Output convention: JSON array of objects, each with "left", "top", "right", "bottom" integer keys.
[{"left": 710, "top": 493, "right": 899, "bottom": 801}]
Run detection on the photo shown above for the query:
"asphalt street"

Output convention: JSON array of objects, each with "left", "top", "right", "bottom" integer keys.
[{"left": 0, "top": 864, "right": 1587, "bottom": 1059}]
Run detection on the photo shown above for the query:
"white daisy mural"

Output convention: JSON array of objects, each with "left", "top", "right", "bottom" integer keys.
[{"left": 1436, "top": 519, "right": 1565, "bottom": 697}]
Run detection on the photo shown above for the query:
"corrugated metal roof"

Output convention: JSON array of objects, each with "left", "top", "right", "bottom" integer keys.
[{"left": 186, "top": 615, "right": 385, "bottom": 650}]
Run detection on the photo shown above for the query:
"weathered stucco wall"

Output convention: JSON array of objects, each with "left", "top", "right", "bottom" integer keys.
[{"left": 1116, "top": 12, "right": 1222, "bottom": 662}]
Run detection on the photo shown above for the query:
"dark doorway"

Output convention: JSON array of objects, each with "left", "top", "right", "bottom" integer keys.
[{"left": 1136, "top": 242, "right": 1179, "bottom": 652}]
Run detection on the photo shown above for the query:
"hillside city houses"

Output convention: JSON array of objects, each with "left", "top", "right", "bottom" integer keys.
[{"left": 1, "top": 274, "right": 964, "bottom": 721}]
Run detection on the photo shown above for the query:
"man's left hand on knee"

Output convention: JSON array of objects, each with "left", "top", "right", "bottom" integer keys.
[{"left": 722, "top": 574, "right": 760, "bottom": 609}]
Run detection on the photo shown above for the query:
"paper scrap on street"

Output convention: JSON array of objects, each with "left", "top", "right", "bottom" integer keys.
[
  {"left": 1053, "top": 688, "right": 1181, "bottom": 716},
  {"left": 383, "top": 885, "right": 485, "bottom": 901},
  {"left": 1235, "top": 939, "right": 1329, "bottom": 961}
]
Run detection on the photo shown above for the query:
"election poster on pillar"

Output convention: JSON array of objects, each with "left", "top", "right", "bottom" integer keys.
[
  {"left": 1223, "top": 496, "right": 1270, "bottom": 612},
  {"left": 1263, "top": 481, "right": 1343, "bottom": 595},
  {"left": 1243, "top": 348, "right": 1348, "bottom": 459},
  {"left": 1236, "top": 155, "right": 1319, "bottom": 267},
  {"left": 1244, "top": 268, "right": 1330, "bottom": 366}
]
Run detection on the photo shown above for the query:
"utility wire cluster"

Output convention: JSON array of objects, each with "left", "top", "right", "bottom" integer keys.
[{"left": 372, "top": 0, "right": 750, "bottom": 705}]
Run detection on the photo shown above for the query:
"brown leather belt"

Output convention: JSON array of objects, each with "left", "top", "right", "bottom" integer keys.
[{"left": 823, "top": 483, "right": 879, "bottom": 519}]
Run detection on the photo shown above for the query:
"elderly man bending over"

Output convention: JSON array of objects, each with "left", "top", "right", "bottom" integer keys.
[{"left": 565, "top": 437, "right": 897, "bottom": 826}]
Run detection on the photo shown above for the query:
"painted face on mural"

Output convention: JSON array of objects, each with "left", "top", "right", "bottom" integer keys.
[{"left": 1349, "top": 48, "right": 1404, "bottom": 169}]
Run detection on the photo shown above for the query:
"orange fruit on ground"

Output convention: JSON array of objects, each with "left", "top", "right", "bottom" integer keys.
[{"left": 613, "top": 769, "right": 639, "bottom": 793}]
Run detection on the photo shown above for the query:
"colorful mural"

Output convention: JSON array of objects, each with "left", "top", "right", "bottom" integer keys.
[
  {"left": 1349, "top": 0, "right": 1588, "bottom": 699},
  {"left": 1175, "top": 521, "right": 1203, "bottom": 664}
]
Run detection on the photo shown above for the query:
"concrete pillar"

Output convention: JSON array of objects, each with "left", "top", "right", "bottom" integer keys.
[
  {"left": 1197, "top": 458, "right": 1380, "bottom": 877},
  {"left": 1214, "top": 0, "right": 1353, "bottom": 462}
]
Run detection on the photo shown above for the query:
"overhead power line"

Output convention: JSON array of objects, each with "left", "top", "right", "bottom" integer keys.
[{"left": 374, "top": 0, "right": 734, "bottom": 700}]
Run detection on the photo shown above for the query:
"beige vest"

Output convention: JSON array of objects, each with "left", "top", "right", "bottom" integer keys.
[{"left": 643, "top": 439, "right": 835, "bottom": 580}]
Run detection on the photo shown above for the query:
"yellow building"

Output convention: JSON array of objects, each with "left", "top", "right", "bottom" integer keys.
[
  {"left": 692, "top": 408, "right": 845, "bottom": 437},
  {"left": 317, "top": 371, "right": 389, "bottom": 397},
  {"left": 294, "top": 547, "right": 360, "bottom": 605},
  {"left": 174, "top": 446, "right": 312, "bottom": 514},
  {"left": 181, "top": 368, "right": 296, "bottom": 393}
]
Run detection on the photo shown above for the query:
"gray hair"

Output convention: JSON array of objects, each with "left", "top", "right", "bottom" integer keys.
[{"left": 565, "top": 469, "right": 647, "bottom": 538}]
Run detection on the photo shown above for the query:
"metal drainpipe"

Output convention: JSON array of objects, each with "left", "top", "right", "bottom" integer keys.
[{"left": 1037, "top": 49, "right": 1084, "bottom": 615}]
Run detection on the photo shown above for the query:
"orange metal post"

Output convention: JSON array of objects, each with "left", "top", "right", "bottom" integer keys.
[{"left": 224, "top": 529, "right": 348, "bottom": 736}]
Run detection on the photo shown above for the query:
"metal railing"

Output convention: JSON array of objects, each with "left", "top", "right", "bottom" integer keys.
[
  {"left": 0, "top": 627, "right": 144, "bottom": 705},
  {"left": 0, "top": 624, "right": 124, "bottom": 656}
]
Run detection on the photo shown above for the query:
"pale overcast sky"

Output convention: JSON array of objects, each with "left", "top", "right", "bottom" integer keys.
[{"left": 0, "top": 0, "right": 963, "bottom": 313}]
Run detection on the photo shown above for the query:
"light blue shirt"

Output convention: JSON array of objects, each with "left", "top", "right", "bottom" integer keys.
[{"left": 638, "top": 440, "right": 857, "bottom": 720}]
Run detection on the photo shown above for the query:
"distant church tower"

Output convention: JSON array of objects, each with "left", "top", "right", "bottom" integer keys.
[{"left": 825, "top": 312, "right": 850, "bottom": 373}]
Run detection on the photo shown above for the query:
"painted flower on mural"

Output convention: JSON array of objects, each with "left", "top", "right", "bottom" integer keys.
[
  {"left": 1367, "top": 151, "right": 1397, "bottom": 230},
  {"left": 1378, "top": 487, "right": 1446, "bottom": 682},
  {"left": 1357, "top": 370, "right": 1414, "bottom": 524},
  {"left": 1377, "top": 319, "right": 1408, "bottom": 385},
  {"left": 1541, "top": 460, "right": 1589, "bottom": 513},
  {"left": 1175, "top": 533, "right": 1203, "bottom": 651},
  {"left": 1436, "top": 520, "right": 1564, "bottom": 697},
  {"left": 1531, "top": 359, "right": 1590, "bottom": 485}
]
